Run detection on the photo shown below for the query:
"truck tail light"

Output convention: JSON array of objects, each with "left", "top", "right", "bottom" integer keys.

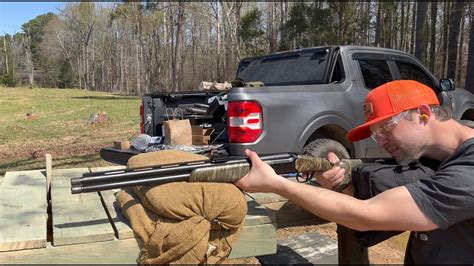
[
  {"left": 140, "top": 103, "right": 145, "bottom": 134},
  {"left": 227, "top": 101, "right": 263, "bottom": 143}
]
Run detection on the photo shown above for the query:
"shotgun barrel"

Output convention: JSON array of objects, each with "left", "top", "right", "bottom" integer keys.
[{"left": 70, "top": 153, "right": 362, "bottom": 194}]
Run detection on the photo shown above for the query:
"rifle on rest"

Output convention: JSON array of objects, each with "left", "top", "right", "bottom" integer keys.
[{"left": 70, "top": 153, "right": 362, "bottom": 194}]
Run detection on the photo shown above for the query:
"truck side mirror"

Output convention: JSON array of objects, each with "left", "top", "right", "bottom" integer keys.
[{"left": 439, "top": 78, "right": 454, "bottom": 91}]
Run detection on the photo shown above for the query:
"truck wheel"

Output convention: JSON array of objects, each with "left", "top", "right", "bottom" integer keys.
[
  {"left": 460, "top": 120, "right": 474, "bottom": 128},
  {"left": 303, "top": 138, "right": 350, "bottom": 159}
]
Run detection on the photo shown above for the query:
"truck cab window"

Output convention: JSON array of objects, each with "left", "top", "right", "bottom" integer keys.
[
  {"left": 358, "top": 60, "right": 392, "bottom": 89},
  {"left": 396, "top": 61, "right": 435, "bottom": 89},
  {"left": 237, "top": 48, "right": 330, "bottom": 86}
]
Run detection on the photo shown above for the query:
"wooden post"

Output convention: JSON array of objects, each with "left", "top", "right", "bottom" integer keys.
[
  {"left": 337, "top": 225, "right": 369, "bottom": 264},
  {"left": 45, "top": 154, "right": 52, "bottom": 193}
]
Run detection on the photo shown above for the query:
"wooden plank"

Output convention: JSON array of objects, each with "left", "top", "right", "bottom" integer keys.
[
  {"left": 226, "top": 195, "right": 277, "bottom": 258},
  {"left": 244, "top": 195, "right": 275, "bottom": 226},
  {"left": 0, "top": 170, "right": 47, "bottom": 252},
  {"left": 90, "top": 166, "right": 135, "bottom": 240},
  {"left": 337, "top": 225, "right": 369, "bottom": 264},
  {"left": 228, "top": 223, "right": 276, "bottom": 259},
  {"left": 99, "top": 189, "right": 135, "bottom": 240},
  {"left": 278, "top": 232, "right": 337, "bottom": 252},
  {"left": 45, "top": 154, "right": 52, "bottom": 192},
  {"left": 51, "top": 168, "right": 115, "bottom": 246},
  {"left": 51, "top": 168, "right": 99, "bottom": 204},
  {"left": 246, "top": 178, "right": 318, "bottom": 204},
  {"left": 247, "top": 192, "right": 287, "bottom": 204},
  {"left": 261, "top": 200, "right": 328, "bottom": 228},
  {"left": 258, "top": 232, "right": 338, "bottom": 264},
  {"left": 247, "top": 180, "right": 329, "bottom": 228},
  {"left": 1, "top": 224, "right": 275, "bottom": 264},
  {"left": 0, "top": 238, "right": 142, "bottom": 264},
  {"left": 2, "top": 169, "right": 46, "bottom": 188}
]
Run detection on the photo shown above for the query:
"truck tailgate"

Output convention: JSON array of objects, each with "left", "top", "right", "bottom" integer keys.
[{"left": 100, "top": 147, "right": 141, "bottom": 165}]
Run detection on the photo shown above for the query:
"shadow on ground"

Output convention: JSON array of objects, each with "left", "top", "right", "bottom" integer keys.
[
  {"left": 72, "top": 95, "right": 137, "bottom": 100},
  {"left": 0, "top": 153, "right": 107, "bottom": 176}
]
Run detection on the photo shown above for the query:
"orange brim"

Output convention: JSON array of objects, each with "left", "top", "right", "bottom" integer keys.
[{"left": 347, "top": 111, "right": 403, "bottom": 141}]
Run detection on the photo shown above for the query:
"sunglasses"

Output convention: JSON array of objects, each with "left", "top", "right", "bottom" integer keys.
[{"left": 370, "top": 111, "right": 410, "bottom": 142}]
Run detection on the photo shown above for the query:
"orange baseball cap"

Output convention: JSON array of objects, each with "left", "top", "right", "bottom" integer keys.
[{"left": 347, "top": 80, "right": 440, "bottom": 141}]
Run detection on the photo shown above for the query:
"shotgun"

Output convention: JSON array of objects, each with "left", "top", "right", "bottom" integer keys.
[{"left": 70, "top": 153, "right": 362, "bottom": 194}]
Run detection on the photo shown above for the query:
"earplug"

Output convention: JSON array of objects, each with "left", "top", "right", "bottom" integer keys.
[{"left": 420, "top": 114, "right": 429, "bottom": 121}]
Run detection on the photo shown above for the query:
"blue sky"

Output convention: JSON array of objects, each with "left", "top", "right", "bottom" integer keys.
[{"left": 0, "top": 2, "right": 64, "bottom": 35}]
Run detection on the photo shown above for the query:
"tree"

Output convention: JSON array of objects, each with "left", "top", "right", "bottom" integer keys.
[
  {"left": 239, "top": 7, "right": 265, "bottom": 56},
  {"left": 279, "top": 2, "right": 310, "bottom": 50},
  {"left": 466, "top": 8, "right": 474, "bottom": 93},
  {"left": 375, "top": 1, "right": 382, "bottom": 47},
  {"left": 0, "top": 34, "right": 17, "bottom": 86},
  {"left": 415, "top": 1, "right": 428, "bottom": 62},
  {"left": 266, "top": 2, "right": 279, "bottom": 53},
  {"left": 19, "top": 12, "right": 56, "bottom": 87},
  {"left": 1, "top": 2, "right": 471, "bottom": 95},
  {"left": 429, "top": 1, "right": 437, "bottom": 72},
  {"left": 447, "top": 0, "right": 466, "bottom": 80},
  {"left": 172, "top": 1, "right": 185, "bottom": 91}
]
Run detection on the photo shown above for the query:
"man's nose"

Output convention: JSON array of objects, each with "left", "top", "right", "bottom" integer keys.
[{"left": 376, "top": 136, "right": 389, "bottom": 147}]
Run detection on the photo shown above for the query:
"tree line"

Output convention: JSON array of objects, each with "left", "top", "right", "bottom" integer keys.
[{"left": 1, "top": 1, "right": 473, "bottom": 94}]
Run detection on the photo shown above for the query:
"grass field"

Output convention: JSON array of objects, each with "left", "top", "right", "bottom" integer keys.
[{"left": 0, "top": 86, "right": 141, "bottom": 176}]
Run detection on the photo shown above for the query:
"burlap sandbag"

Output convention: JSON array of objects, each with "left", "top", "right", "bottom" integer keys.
[
  {"left": 116, "top": 188, "right": 158, "bottom": 243},
  {"left": 126, "top": 150, "right": 209, "bottom": 168},
  {"left": 117, "top": 150, "right": 247, "bottom": 264}
]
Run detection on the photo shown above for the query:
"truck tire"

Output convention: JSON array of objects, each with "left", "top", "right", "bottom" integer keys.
[
  {"left": 460, "top": 120, "right": 474, "bottom": 128},
  {"left": 303, "top": 138, "right": 350, "bottom": 159}
]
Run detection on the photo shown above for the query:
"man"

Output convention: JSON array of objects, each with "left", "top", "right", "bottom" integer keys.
[{"left": 235, "top": 80, "right": 474, "bottom": 264}]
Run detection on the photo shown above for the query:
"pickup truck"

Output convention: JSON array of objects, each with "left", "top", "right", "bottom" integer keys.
[{"left": 101, "top": 45, "right": 474, "bottom": 165}]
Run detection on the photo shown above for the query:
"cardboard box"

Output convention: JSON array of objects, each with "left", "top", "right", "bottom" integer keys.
[
  {"left": 191, "top": 126, "right": 215, "bottom": 145},
  {"left": 114, "top": 140, "right": 130, "bottom": 150}
]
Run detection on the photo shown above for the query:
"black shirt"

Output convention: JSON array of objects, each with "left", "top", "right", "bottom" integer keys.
[{"left": 405, "top": 138, "right": 474, "bottom": 264}]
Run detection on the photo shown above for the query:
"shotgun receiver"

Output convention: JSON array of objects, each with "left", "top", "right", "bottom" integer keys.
[{"left": 70, "top": 153, "right": 362, "bottom": 194}]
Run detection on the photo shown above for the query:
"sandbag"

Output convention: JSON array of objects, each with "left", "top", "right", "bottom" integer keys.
[{"left": 118, "top": 150, "right": 247, "bottom": 264}]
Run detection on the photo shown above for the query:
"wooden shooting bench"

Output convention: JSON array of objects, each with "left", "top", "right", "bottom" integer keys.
[{"left": 0, "top": 166, "right": 368, "bottom": 264}]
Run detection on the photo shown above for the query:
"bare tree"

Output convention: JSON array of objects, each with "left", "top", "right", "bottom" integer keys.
[
  {"left": 447, "top": 0, "right": 466, "bottom": 80},
  {"left": 465, "top": 6, "right": 474, "bottom": 93},
  {"left": 22, "top": 29, "right": 35, "bottom": 87},
  {"left": 410, "top": 2, "right": 417, "bottom": 54},
  {"left": 375, "top": 2, "right": 382, "bottom": 47},
  {"left": 2, "top": 35, "right": 9, "bottom": 75},
  {"left": 415, "top": 1, "right": 428, "bottom": 62},
  {"left": 456, "top": 4, "right": 468, "bottom": 86},
  {"left": 3, "top": 1, "right": 472, "bottom": 95},
  {"left": 429, "top": 1, "right": 437, "bottom": 72},
  {"left": 171, "top": 1, "right": 185, "bottom": 91}
]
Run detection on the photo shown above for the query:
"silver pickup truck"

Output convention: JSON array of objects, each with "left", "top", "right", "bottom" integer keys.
[{"left": 102, "top": 45, "right": 474, "bottom": 164}]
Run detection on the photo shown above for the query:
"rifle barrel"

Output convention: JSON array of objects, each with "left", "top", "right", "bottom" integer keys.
[
  {"left": 72, "top": 161, "right": 214, "bottom": 186},
  {"left": 71, "top": 153, "right": 298, "bottom": 194},
  {"left": 72, "top": 173, "right": 191, "bottom": 194}
]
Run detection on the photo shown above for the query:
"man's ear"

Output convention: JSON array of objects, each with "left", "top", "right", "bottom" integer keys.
[{"left": 418, "top": 105, "right": 431, "bottom": 123}]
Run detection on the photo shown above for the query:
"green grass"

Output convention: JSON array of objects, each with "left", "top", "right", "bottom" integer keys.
[{"left": 0, "top": 86, "right": 141, "bottom": 175}]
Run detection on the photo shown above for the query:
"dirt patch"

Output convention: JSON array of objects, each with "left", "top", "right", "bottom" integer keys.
[
  {"left": 0, "top": 139, "right": 114, "bottom": 177},
  {"left": 0, "top": 140, "right": 105, "bottom": 161},
  {"left": 0, "top": 143, "right": 103, "bottom": 163}
]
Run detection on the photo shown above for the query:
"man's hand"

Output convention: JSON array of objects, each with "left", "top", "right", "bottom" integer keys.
[
  {"left": 315, "top": 152, "right": 347, "bottom": 190},
  {"left": 234, "top": 149, "right": 286, "bottom": 193}
]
